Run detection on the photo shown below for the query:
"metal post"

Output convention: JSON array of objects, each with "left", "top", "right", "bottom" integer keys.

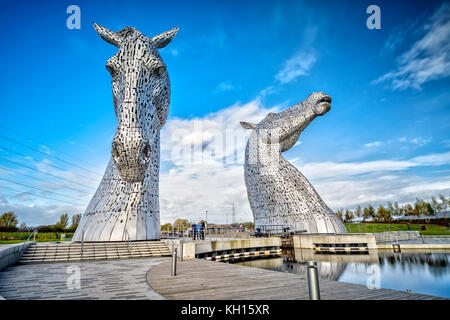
[
  {"left": 171, "top": 248, "right": 177, "bottom": 276},
  {"left": 81, "top": 228, "right": 85, "bottom": 257},
  {"left": 307, "top": 261, "right": 320, "bottom": 300},
  {"left": 180, "top": 240, "right": 184, "bottom": 261}
]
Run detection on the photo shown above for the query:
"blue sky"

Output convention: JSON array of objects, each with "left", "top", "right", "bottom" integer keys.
[{"left": 0, "top": 0, "right": 449, "bottom": 225}]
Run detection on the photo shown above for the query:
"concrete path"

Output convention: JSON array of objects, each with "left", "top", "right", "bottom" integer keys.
[{"left": 0, "top": 257, "right": 170, "bottom": 300}]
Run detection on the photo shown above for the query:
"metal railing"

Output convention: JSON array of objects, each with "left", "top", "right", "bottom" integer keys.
[
  {"left": 161, "top": 226, "right": 254, "bottom": 241},
  {"left": 124, "top": 228, "right": 133, "bottom": 254},
  {"left": 25, "top": 229, "right": 38, "bottom": 243}
]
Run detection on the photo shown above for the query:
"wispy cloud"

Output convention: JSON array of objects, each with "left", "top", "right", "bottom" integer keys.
[
  {"left": 373, "top": 3, "right": 450, "bottom": 90},
  {"left": 158, "top": 96, "right": 450, "bottom": 223},
  {"left": 275, "top": 49, "right": 317, "bottom": 84},
  {"left": 213, "top": 81, "right": 240, "bottom": 93},
  {"left": 364, "top": 141, "right": 382, "bottom": 148}
]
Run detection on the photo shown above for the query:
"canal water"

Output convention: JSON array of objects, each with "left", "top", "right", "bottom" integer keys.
[{"left": 234, "top": 249, "right": 450, "bottom": 298}]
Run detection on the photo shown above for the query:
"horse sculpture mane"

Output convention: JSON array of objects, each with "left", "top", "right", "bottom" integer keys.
[
  {"left": 240, "top": 92, "right": 347, "bottom": 234},
  {"left": 73, "top": 23, "right": 178, "bottom": 242}
]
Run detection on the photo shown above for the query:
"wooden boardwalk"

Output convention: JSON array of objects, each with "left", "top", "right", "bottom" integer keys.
[{"left": 147, "top": 259, "right": 443, "bottom": 300}]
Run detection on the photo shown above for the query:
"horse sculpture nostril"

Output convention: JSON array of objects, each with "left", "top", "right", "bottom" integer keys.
[
  {"left": 144, "top": 144, "right": 151, "bottom": 158},
  {"left": 139, "top": 142, "right": 151, "bottom": 164},
  {"left": 111, "top": 142, "right": 120, "bottom": 161}
]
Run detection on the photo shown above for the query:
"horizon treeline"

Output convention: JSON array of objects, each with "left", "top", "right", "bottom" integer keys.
[{"left": 336, "top": 194, "right": 449, "bottom": 223}]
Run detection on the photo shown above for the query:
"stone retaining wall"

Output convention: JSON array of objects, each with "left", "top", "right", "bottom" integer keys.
[
  {"left": 374, "top": 231, "right": 421, "bottom": 243},
  {"left": 0, "top": 242, "right": 34, "bottom": 271}
]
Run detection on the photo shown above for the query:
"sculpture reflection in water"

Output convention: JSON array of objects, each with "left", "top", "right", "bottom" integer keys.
[{"left": 237, "top": 250, "right": 450, "bottom": 283}]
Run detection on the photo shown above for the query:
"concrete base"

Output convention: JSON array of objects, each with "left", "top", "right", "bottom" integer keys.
[
  {"left": 377, "top": 243, "right": 450, "bottom": 251},
  {"left": 164, "top": 238, "right": 282, "bottom": 260},
  {"left": 0, "top": 242, "right": 34, "bottom": 271},
  {"left": 293, "top": 233, "right": 377, "bottom": 250}
]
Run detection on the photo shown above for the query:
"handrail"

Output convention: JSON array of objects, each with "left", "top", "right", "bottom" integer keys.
[
  {"left": 125, "top": 228, "right": 133, "bottom": 254},
  {"left": 26, "top": 229, "right": 38, "bottom": 243}
]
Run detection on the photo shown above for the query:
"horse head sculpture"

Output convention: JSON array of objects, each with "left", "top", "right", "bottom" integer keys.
[
  {"left": 240, "top": 92, "right": 347, "bottom": 234},
  {"left": 72, "top": 24, "right": 178, "bottom": 242},
  {"left": 94, "top": 23, "right": 177, "bottom": 182}
]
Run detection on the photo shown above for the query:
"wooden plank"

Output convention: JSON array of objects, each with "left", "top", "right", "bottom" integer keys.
[{"left": 146, "top": 259, "right": 444, "bottom": 300}]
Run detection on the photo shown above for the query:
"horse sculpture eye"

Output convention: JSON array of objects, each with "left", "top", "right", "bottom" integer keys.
[
  {"left": 156, "top": 66, "right": 166, "bottom": 77},
  {"left": 106, "top": 64, "right": 117, "bottom": 77}
]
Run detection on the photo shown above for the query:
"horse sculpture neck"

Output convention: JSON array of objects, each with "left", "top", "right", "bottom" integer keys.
[
  {"left": 74, "top": 136, "right": 160, "bottom": 241},
  {"left": 73, "top": 23, "right": 178, "bottom": 242},
  {"left": 241, "top": 92, "right": 347, "bottom": 234}
]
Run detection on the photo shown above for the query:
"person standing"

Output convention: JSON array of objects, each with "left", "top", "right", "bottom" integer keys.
[
  {"left": 191, "top": 223, "right": 197, "bottom": 240},
  {"left": 200, "top": 221, "right": 206, "bottom": 240},
  {"left": 196, "top": 222, "right": 202, "bottom": 241}
]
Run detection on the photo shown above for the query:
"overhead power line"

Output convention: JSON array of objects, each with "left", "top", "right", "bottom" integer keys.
[
  {"left": 0, "top": 123, "right": 101, "bottom": 169},
  {"left": 0, "top": 144, "right": 101, "bottom": 183},
  {"left": 0, "top": 165, "right": 92, "bottom": 196},
  {"left": 0, "top": 185, "right": 84, "bottom": 207},
  {"left": 0, "top": 156, "right": 96, "bottom": 191},
  {"left": 0, "top": 177, "right": 87, "bottom": 202},
  {"left": 0, "top": 134, "right": 103, "bottom": 177}
]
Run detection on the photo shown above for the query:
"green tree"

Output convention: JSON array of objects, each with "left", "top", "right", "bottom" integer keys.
[
  {"left": 363, "top": 205, "right": 375, "bottom": 221},
  {"left": 438, "top": 194, "right": 449, "bottom": 218},
  {"left": 0, "top": 211, "right": 19, "bottom": 229},
  {"left": 376, "top": 205, "right": 391, "bottom": 223},
  {"left": 335, "top": 209, "right": 344, "bottom": 222},
  {"left": 355, "top": 205, "right": 362, "bottom": 219},
  {"left": 68, "top": 214, "right": 81, "bottom": 232},
  {"left": 431, "top": 196, "right": 442, "bottom": 214},
  {"left": 242, "top": 222, "right": 254, "bottom": 230},
  {"left": 161, "top": 223, "right": 172, "bottom": 231},
  {"left": 55, "top": 213, "right": 69, "bottom": 231},
  {"left": 173, "top": 219, "right": 190, "bottom": 229},
  {"left": 404, "top": 203, "right": 414, "bottom": 216},
  {"left": 422, "top": 201, "right": 435, "bottom": 223},
  {"left": 344, "top": 209, "right": 354, "bottom": 223},
  {"left": 393, "top": 202, "right": 401, "bottom": 217}
]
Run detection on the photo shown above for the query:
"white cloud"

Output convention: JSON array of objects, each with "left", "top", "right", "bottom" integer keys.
[
  {"left": 158, "top": 96, "right": 450, "bottom": 223},
  {"left": 364, "top": 141, "right": 382, "bottom": 148},
  {"left": 373, "top": 3, "right": 450, "bottom": 90},
  {"left": 159, "top": 99, "right": 280, "bottom": 224},
  {"left": 214, "top": 81, "right": 239, "bottom": 93},
  {"left": 275, "top": 49, "right": 317, "bottom": 84},
  {"left": 292, "top": 151, "right": 450, "bottom": 180}
]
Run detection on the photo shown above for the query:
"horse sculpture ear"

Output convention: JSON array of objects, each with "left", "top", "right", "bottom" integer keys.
[
  {"left": 151, "top": 27, "right": 179, "bottom": 48},
  {"left": 240, "top": 121, "right": 256, "bottom": 130},
  {"left": 93, "top": 22, "right": 123, "bottom": 47}
]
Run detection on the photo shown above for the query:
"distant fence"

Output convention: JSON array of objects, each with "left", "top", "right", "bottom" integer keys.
[
  {"left": 161, "top": 226, "right": 252, "bottom": 240},
  {"left": 392, "top": 211, "right": 449, "bottom": 221},
  {"left": 374, "top": 231, "right": 421, "bottom": 243}
]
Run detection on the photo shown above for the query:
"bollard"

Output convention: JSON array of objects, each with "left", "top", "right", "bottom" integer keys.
[
  {"left": 81, "top": 228, "right": 85, "bottom": 257},
  {"left": 180, "top": 241, "right": 184, "bottom": 262},
  {"left": 307, "top": 261, "right": 320, "bottom": 300},
  {"left": 171, "top": 248, "right": 177, "bottom": 276}
]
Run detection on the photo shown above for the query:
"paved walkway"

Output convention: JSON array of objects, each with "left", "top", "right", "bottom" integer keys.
[
  {"left": 0, "top": 257, "right": 169, "bottom": 300},
  {"left": 147, "top": 259, "right": 444, "bottom": 300}
]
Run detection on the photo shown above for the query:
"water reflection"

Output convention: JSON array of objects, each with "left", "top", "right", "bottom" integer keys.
[{"left": 235, "top": 249, "right": 450, "bottom": 298}]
